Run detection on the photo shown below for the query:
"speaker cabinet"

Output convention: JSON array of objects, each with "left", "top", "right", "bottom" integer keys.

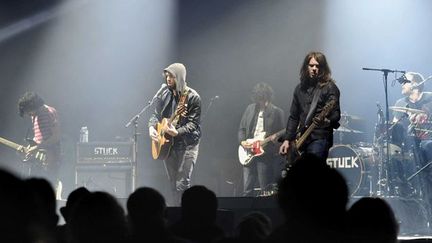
[{"left": 75, "top": 164, "right": 135, "bottom": 198}]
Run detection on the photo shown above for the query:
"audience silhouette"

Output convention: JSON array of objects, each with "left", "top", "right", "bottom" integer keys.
[
  {"left": 267, "top": 153, "right": 349, "bottom": 242},
  {"left": 347, "top": 197, "right": 399, "bottom": 243},
  {"left": 24, "top": 178, "right": 59, "bottom": 243},
  {"left": 236, "top": 211, "right": 272, "bottom": 243},
  {"left": 0, "top": 162, "right": 423, "bottom": 243},
  {"left": 0, "top": 169, "right": 33, "bottom": 242},
  {"left": 57, "top": 187, "right": 91, "bottom": 243},
  {"left": 67, "top": 191, "right": 129, "bottom": 243},
  {"left": 170, "top": 185, "right": 225, "bottom": 243},
  {"left": 127, "top": 187, "right": 189, "bottom": 243}
]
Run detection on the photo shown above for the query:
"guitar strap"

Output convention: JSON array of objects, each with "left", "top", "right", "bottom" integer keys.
[{"left": 304, "top": 86, "right": 322, "bottom": 127}]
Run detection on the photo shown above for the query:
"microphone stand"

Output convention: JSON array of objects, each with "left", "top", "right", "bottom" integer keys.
[
  {"left": 362, "top": 67, "right": 405, "bottom": 197},
  {"left": 202, "top": 96, "right": 218, "bottom": 121},
  {"left": 124, "top": 96, "right": 159, "bottom": 193}
]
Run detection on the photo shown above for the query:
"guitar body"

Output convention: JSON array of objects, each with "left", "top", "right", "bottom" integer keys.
[
  {"left": 151, "top": 118, "right": 174, "bottom": 160},
  {"left": 0, "top": 136, "right": 56, "bottom": 168},
  {"left": 238, "top": 140, "right": 265, "bottom": 166},
  {"left": 286, "top": 142, "right": 301, "bottom": 166},
  {"left": 238, "top": 129, "right": 286, "bottom": 166},
  {"left": 284, "top": 99, "right": 336, "bottom": 166}
]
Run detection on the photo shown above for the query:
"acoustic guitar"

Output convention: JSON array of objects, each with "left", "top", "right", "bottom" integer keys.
[{"left": 151, "top": 94, "right": 188, "bottom": 160}]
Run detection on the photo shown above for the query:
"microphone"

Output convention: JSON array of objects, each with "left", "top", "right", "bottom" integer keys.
[
  {"left": 149, "top": 83, "right": 168, "bottom": 104},
  {"left": 396, "top": 74, "right": 408, "bottom": 85}
]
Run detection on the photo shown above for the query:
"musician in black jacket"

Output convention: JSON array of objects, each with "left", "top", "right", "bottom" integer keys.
[
  {"left": 238, "top": 83, "right": 285, "bottom": 196},
  {"left": 148, "top": 63, "right": 201, "bottom": 205},
  {"left": 279, "top": 51, "right": 340, "bottom": 161}
]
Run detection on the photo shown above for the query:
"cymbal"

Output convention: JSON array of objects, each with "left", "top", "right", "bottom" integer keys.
[
  {"left": 335, "top": 126, "right": 364, "bottom": 133},
  {"left": 389, "top": 106, "right": 425, "bottom": 114},
  {"left": 341, "top": 114, "right": 363, "bottom": 120}
]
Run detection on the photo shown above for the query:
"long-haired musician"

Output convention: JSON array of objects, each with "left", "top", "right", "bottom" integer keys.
[{"left": 279, "top": 51, "right": 341, "bottom": 161}]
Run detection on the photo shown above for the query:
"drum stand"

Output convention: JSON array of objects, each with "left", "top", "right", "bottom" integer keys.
[
  {"left": 363, "top": 67, "right": 405, "bottom": 197},
  {"left": 407, "top": 137, "right": 428, "bottom": 198},
  {"left": 375, "top": 139, "right": 390, "bottom": 196}
]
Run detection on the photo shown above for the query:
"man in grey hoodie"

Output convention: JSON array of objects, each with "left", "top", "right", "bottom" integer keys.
[{"left": 149, "top": 63, "right": 201, "bottom": 205}]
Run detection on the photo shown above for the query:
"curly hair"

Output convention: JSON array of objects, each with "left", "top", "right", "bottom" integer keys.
[
  {"left": 18, "top": 92, "right": 44, "bottom": 117},
  {"left": 252, "top": 82, "right": 274, "bottom": 103}
]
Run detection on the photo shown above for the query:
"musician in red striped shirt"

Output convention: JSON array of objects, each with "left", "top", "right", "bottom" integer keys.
[{"left": 18, "top": 92, "right": 61, "bottom": 190}]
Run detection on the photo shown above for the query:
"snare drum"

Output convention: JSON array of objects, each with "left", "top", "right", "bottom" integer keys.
[{"left": 327, "top": 145, "right": 374, "bottom": 197}]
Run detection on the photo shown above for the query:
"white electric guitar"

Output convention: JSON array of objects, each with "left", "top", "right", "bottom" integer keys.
[{"left": 238, "top": 129, "right": 285, "bottom": 166}]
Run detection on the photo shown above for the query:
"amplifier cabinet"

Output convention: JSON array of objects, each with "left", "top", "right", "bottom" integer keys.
[
  {"left": 77, "top": 142, "right": 135, "bottom": 164},
  {"left": 75, "top": 164, "right": 135, "bottom": 198}
]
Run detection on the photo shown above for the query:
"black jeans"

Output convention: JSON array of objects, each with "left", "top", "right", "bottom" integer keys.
[
  {"left": 164, "top": 143, "right": 199, "bottom": 205},
  {"left": 242, "top": 153, "right": 279, "bottom": 196},
  {"left": 304, "top": 138, "right": 331, "bottom": 161}
]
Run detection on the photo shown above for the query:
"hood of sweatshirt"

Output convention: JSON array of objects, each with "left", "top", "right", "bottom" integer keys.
[{"left": 164, "top": 63, "right": 187, "bottom": 94}]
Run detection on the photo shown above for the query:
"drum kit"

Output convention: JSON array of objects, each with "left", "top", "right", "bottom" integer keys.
[{"left": 327, "top": 107, "right": 432, "bottom": 198}]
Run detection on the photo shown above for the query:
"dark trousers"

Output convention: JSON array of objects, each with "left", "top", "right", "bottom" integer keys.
[
  {"left": 418, "top": 140, "right": 432, "bottom": 217},
  {"left": 304, "top": 139, "right": 331, "bottom": 161},
  {"left": 29, "top": 163, "right": 59, "bottom": 186},
  {"left": 164, "top": 143, "right": 199, "bottom": 205},
  {"left": 242, "top": 153, "right": 282, "bottom": 196}
]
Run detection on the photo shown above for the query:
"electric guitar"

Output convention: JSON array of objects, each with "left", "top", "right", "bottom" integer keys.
[
  {"left": 151, "top": 95, "right": 188, "bottom": 160},
  {"left": 286, "top": 99, "right": 336, "bottom": 165},
  {"left": 238, "top": 129, "right": 286, "bottom": 166},
  {"left": 0, "top": 136, "right": 48, "bottom": 165}
]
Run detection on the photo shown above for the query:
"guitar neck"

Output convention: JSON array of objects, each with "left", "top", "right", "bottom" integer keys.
[
  {"left": 295, "top": 123, "right": 316, "bottom": 150},
  {"left": 168, "top": 93, "right": 188, "bottom": 125},
  {"left": 0, "top": 137, "right": 23, "bottom": 151},
  {"left": 261, "top": 129, "right": 286, "bottom": 146},
  {"left": 294, "top": 99, "right": 336, "bottom": 150}
]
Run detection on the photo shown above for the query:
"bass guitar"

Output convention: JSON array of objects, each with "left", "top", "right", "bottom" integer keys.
[
  {"left": 286, "top": 99, "right": 336, "bottom": 164},
  {"left": 238, "top": 129, "right": 286, "bottom": 166},
  {"left": 0, "top": 136, "right": 48, "bottom": 165},
  {"left": 151, "top": 94, "right": 188, "bottom": 160}
]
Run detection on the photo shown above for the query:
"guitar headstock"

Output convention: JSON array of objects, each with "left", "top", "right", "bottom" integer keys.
[
  {"left": 175, "top": 103, "right": 188, "bottom": 117},
  {"left": 175, "top": 95, "right": 188, "bottom": 117}
]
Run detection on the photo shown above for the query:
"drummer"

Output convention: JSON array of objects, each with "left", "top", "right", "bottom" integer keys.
[
  {"left": 393, "top": 72, "right": 432, "bottom": 147},
  {"left": 392, "top": 71, "right": 432, "bottom": 211}
]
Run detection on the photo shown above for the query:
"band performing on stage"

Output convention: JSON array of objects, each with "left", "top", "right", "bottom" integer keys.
[
  {"left": 4, "top": 1, "right": 432, "bottom": 241},
  {"left": 6, "top": 56, "right": 432, "bottom": 204},
  {"left": 3, "top": 52, "right": 432, "bottom": 242},
  {"left": 4, "top": 55, "right": 432, "bottom": 214}
]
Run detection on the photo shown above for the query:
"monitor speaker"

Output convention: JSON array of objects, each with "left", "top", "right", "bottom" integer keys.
[{"left": 75, "top": 164, "right": 134, "bottom": 198}]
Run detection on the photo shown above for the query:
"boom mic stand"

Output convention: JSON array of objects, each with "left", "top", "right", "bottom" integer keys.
[
  {"left": 125, "top": 94, "right": 160, "bottom": 193},
  {"left": 202, "top": 95, "right": 219, "bottom": 121},
  {"left": 362, "top": 67, "right": 406, "bottom": 196}
]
